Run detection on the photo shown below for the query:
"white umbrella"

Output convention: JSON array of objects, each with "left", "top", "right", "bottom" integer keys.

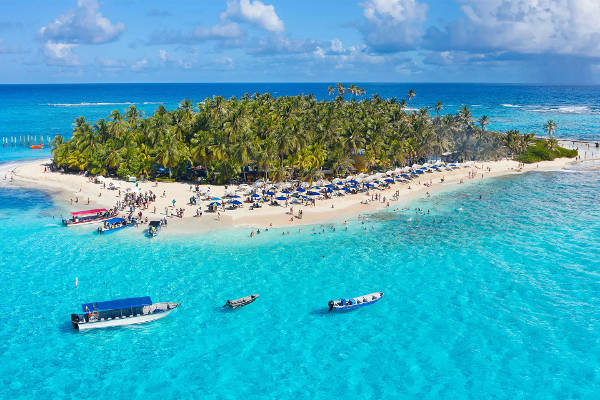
[{"left": 95, "top": 175, "right": 106, "bottom": 183}]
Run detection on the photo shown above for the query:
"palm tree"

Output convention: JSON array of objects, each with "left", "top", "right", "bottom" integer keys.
[
  {"left": 544, "top": 120, "right": 556, "bottom": 137},
  {"left": 407, "top": 89, "right": 415, "bottom": 102},
  {"left": 479, "top": 115, "right": 489, "bottom": 132},
  {"left": 435, "top": 101, "right": 443, "bottom": 117}
]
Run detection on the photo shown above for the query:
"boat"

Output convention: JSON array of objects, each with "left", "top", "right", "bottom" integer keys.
[
  {"left": 328, "top": 292, "right": 384, "bottom": 312},
  {"left": 224, "top": 294, "right": 259, "bottom": 308},
  {"left": 97, "top": 217, "right": 135, "bottom": 234},
  {"left": 30, "top": 144, "right": 44, "bottom": 149},
  {"left": 70, "top": 296, "right": 180, "bottom": 330},
  {"left": 62, "top": 208, "right": 112, "bottom": 226},
  {"left": 148, "top": 220, "right": 162, "bottom": 237}
]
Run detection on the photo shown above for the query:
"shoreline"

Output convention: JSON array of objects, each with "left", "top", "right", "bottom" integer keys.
[{"left": 2, "top": 140, "right": 597, "bottom": 236}]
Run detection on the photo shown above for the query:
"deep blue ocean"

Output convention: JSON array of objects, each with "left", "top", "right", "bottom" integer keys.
[{"left": 1, "top": 84, "right": 599, "bottom": 399}]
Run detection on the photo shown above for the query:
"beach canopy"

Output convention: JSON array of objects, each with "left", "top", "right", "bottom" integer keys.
[
  {"left": 365, "top": 183, "right": 374, "bottom": 187},
  {"left": 71, "top": 208, "right": 107, "bottom": 216},
  {"left": 307, "top": 191, "right": 320, "bottom": 196},
  {"left": 104, "top": 217, "right": 125, "bottom": 224},
  {"left": 348, "top": 179, "right": 358, "bottom": 184},
  {"left": 296, "top": 188, "right": 306, "bottom": 192},
  {"left": 281, "top": 189, "right": 291, "bottom": 194},
  {"left": 275, "top": 196, "right": 287, "bottom": 201},
  {"left": 82, "top": 296, "right": 152, "bottom": 313},
  {"left": 231, "top": 200, "right": 242, "bottom": 205},
  {"left": 325, "top": 184, "right": 336, "bottom": 189},
  {"left": 251, "top": 193, "right": 261, "bottom": 198},
  {"left": 401, "top": 174, "right": 410, "bottom": 178},
  {"left": 208, "top": 201, "right": 221, "bottom": 206},
  {"left": 342, "top": 187, "right": 351, "bottom": 192},
  {"left": 229, "top": 194, "right": 240, "bottom": 198},
  {"left": 416, "top": 170, "right": 424, "bottom": 174},
  {"left": 385, "top": 178, "right": 394, "bottom": 183},
  {"left": 266, "top": 191, "right": 275, "bottom": 196}
]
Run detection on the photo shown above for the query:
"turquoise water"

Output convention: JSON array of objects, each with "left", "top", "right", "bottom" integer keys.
[{"left": 1, "top": 167, "right": 599, "bottom": 399}]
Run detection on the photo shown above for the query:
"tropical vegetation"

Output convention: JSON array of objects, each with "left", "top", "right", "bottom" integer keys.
[{"left": 51, "top": 85, "right": 576, "bottom": 183}]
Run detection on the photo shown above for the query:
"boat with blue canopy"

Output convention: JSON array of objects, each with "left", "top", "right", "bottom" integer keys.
[
  {"left": 97, "top": 217, "right": 135, "bottom": 234},
  {"left": 328, "top": 292, "right": 384, "bottom": 312},
  {"left": 148, "top": 220, "right": 162, "bottom": 237},
  {"left": 71, "top": 296, "right": 180, "bottom": 330}
]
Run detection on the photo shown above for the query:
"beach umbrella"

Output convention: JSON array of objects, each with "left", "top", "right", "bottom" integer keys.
[
  {"left": 325, "top": 184, "right": 336, "bottom": 189},
  {"left": 208, "top": 201, "right": 220, "bottom": 206},
  {"left": 307, "top": 191, "right": 320, "bottom": 196},
  {"left": 231, "top": 200, "right": 242, "bottom": 205},
  {"left": 411, "top": 171, "right": 417, "bottom": 176},
  {"left": 211, "top": 197, "right": 221, "bottom": 201},
  {"left": 342, "top": 187, "right": 351, "bottom": 192},
  {"left": 416, "top": 170, "right": 424, "bottom": 174},
  {"left": 275, "top": 196, "right": 287, "bottom": 201},
  {"left": 325, "top": 188, "right": 333, "bottom": 193},
  {"left": 401, "top": 174, "right": 410, "bottom": 179},
  {"left": 365, "top": 183, "right": 374, "bottom": 188},
  {"left": 348, "top": 179, "right": 358, "bottom": 184},
  {"left": 229, "top": 194, "right": 241, "bottom": 198},
  {"left": 281, "top": 189, "right": 291, "bottom": 194},
  {"left": 266, "top": 191, "right": 275, "bottom": 196},
  {"left": 313, "top": 186, "right": 321, "bottom": 190},
  {"left": 251, "top": 193, "right": 261, "bottom": 198},
  {"left": 296, "top": 188, "right": 306, "bottom": 193},
  {"left": 385, "top": 178, "right": 394, "bottom": 183}
]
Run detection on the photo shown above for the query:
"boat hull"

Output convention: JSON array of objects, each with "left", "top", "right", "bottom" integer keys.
[
  {"left": 74, "top": 308, "right": 176, "bottom": 330},
  {"left": 329, "top": 292, "right": 384, "bottom": 312},
  {"left": 63, "top": 217, "right": 111, "bottom": 227}
]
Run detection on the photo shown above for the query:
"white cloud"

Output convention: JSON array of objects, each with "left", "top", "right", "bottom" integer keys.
[
  {"left": 131, "top": 57, "right": 149, "bottom": 71},
  {"left": 40, "top": 0, "right": 125, "bottom": 45},
  {"left": 434, "top": 0, "right": 600, "bottom": 57},
  {"left": 43, "top": 41, "right": 79, "bottom": 65},
  {"left": 222, "top": 0, "right": 284, "bottom": 33},
  {"left": 360, "top": 0, "right": 428, "bottom": 52}
]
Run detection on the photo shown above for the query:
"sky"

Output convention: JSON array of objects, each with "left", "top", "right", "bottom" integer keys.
[{"left": 1, "top": 0, "right": 600, "bottom": 84}]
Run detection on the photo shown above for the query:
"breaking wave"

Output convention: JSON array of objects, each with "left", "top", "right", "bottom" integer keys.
[{"left": 44, "top": 101, "right": 163, "bottom": 107}]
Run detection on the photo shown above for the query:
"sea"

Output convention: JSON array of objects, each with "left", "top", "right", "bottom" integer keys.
[{"left": 0, "top": 83, "right": 599, "bottom": 399}]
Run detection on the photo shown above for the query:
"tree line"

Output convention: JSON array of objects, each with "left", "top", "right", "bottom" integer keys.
[{"left": 51, "top": 85, "right": 559, "bottom": 183}]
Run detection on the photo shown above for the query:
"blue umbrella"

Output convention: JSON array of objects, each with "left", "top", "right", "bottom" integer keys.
[
  {"left": 336, "top": 182, "right": 344, "bottom": 186},
  {"left": 365, "top": 183, "right": 374, "bottom": 187},
  {"left": 342, "top": 187, "right": 351, "bottom": 192},
  {"left": 251, "top": 193, "right": 261, "bottom": 198},
  {"left": 349, "top": 179, "right": 358, "bottom": 184},
  {"left": 275, "top": 196, "right": 287, "bottom": 201},
  {"left": 411, "top": 171, "right": 418, "bottom": 175},
  {"left": 266, "top": 191, "right": 275, "bottom": 196},
  {"left": 281, "top": 189, "right": 291, "bottom": 194},
  {"left": 307, "top": 191, "right": 320, "bottom": 196},
  {"left": 208, "top": 201, "right": 220, "bottom": 206},
  {"left": 211, "top": 197, "right": 222, "bottom": 201},
  {"left": 401, "top": 174, "right": 410, "bottom": 179},
  {"left": 229, "top": 195, "right": 241, "bottom": 198},
  {"left": 325, "top": 184, "right": 336, "bottom": 189},
  {"left": 231, "top": 200, "right": 242, "bottom": 205},
  {"left": 325, "top": 188, "right": 333, "bottom": 193},
  {"left": 313, "top": 186, "right": 321, "bottom": 190},
  {"left": 385, "top": 178, "right": 394, "bottom": 183},
  {"left": 373, "top": 180, "right": 380, "bottom": 184},
  {"left": 416, "top": 170, "right": 424, "bottom": 174},
  {"left": 296, "top": 188, "right": 306, "bottom": 192}
]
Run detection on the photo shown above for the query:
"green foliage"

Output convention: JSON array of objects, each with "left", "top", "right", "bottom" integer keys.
[
  {"left": 516, "top": 139, "right": 577, "bottom": 163},
  {"left": 52, "top": 87, "right": 519, "bottom": 183}
]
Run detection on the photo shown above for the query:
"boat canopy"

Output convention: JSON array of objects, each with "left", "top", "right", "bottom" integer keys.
[
  {"left": 104, "top": 217, "right": 125, "bottom": 224},
  {"left": 71, "top": 208, "right": 107, "bottom": 216},
  {"left": 82, "top": 296, "right": 152, "bottom": 312},
  {"left": 149, "top": 221, "right": 161, "bottom": 227}
]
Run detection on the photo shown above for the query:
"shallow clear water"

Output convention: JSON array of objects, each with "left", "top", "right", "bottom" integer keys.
[{"left": 1, "top": 168, "right": 599, "bottom": 399}]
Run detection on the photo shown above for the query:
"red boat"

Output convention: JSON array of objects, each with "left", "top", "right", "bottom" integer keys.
[
  {"left": 30, "top": 144, "right": 44, "bottom": 149},
  {"left": 62, "top": 208, "right": 112, "bottom": 226}
]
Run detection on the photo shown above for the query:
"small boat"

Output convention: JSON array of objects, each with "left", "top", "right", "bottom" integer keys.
[
  {"left": 97, "top": 217, "right": 135, "bottom": 234},
  {"left": 224, "top": 294, "right": 259, "bottom": 308},
  {"left": 328, "top": 292, "right": 384, "bottom": 312},
  {"left": 30, "top": 144, "right": 44, "bottom": 149},
  {"left": 148, "top": 220, "right": 162, "bottom": 237},
  {"left": 71, "top": 296, "right": 180, "bottom": 330},
  {"left": 62, "top": 208, "right": 112, "bottom": 226}
]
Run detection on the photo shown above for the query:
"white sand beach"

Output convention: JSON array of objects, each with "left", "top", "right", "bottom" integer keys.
[{"left": 2, "top": 140, "right": 596, "bottom": 235}]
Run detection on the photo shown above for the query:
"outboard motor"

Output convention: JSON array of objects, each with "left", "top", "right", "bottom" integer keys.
[{"left": 328, "top": 301, "right": 334, "bottom": 311}]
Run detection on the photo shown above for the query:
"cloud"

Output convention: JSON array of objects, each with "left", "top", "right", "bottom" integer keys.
[
  {"left": 248, "top": 36, "right": 318, "bottom": 55},
  {"left": 43, "top": 41, "right": 79, "bottom": 65},
  {"left": 222, "top": 0, "right": 284, "bottom": 33},
  {"left": 424, "top": 0, "right": 600, "bottom": 57},
  {"left": 359, "top": 0, "right": 428, "bottom": 52},
  {"left": 131, "top": 57, "right": 149, "bottom": 71},
  {"left": 96, "top": 56, "right": 127, "bottom": 70},
  {"left": 149, "top": 22, "right": 243, "bottom": 44},
  {"left": 40, "top": 0, "right": 125, "bottom": 45}
]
